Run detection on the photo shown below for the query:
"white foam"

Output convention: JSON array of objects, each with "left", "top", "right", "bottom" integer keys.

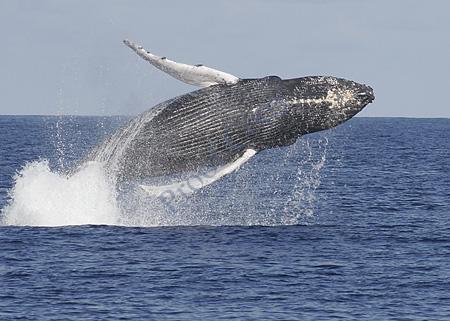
[{"left": 1, "top": 161, "right": 121, "bottom": 227}]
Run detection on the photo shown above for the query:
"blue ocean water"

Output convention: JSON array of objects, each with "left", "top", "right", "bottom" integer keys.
[{"left": 1, "top": 116, "right": 450, "bottom": 320}]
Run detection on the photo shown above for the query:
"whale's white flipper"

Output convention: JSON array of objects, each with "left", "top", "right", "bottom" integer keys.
[
  {"left": 123, "top": 39, "right": 239, "bottom": 87},
  {"left": 141, "top": 149, "right": 257, "bottom": 197}
]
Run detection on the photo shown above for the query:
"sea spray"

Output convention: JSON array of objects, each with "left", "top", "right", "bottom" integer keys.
[
  {"left": 283, "top": 137, "right": 329, "bottom": 224},
  {"left": 1, "top": 160, "right": 121, "bottom": 226}
]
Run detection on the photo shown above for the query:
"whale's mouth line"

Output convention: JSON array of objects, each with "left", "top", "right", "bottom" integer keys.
[{"left": 356, "top": 91, "right": 375, "bottom": 105}]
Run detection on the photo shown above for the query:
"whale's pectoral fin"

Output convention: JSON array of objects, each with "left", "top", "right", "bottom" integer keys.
[
  {"left": 140, "top": 149, "right": 257, "bottom": 197},
  {"left": 123, "top": 39, "right": 240, "bottom": 87}
]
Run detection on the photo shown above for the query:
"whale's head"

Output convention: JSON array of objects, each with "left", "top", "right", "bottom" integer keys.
[{"left": 280, "top": 76, "right": 374, "bottom": 135}]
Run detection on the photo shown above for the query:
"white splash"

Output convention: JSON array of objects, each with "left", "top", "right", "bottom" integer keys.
[{"left": 1, "top": 161, "right": 121, "bottom": 227}]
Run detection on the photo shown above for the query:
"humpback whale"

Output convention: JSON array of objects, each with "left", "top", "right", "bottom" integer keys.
[{"left": 86, "top": 40, "right": 374, "bottom": 193}]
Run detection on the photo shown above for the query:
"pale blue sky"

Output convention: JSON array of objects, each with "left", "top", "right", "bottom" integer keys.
[{"left": 1, "top": 0, "right": 449, "bottom": 117}]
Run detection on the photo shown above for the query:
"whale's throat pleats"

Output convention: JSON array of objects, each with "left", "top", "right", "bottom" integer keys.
[{"left": 88, "top": 77, "right": 285, "bottom": 181}]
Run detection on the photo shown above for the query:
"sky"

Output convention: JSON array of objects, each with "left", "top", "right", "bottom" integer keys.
[{"left": 0, "top": 0, "right": 449, "bottom": 117}]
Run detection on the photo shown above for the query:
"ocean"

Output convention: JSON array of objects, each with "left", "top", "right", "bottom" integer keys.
[{"left": 1, "top": 116, "right": 449, "bottom": 320}]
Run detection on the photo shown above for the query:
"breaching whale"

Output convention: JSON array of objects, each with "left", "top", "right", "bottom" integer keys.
[{"left": 86, "top": 40, "right": 374, "bottom": 194}]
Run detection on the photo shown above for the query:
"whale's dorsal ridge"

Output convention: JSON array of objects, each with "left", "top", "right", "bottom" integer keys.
[{"left": 123, "top": 39, "right": 240, "bottom": 88}]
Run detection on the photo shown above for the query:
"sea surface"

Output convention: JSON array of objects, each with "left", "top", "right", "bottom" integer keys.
[{"left": 1, "top": 116, "right": 450, "bottom": 320}]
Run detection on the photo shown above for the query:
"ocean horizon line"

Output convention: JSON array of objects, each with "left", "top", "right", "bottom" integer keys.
[{"left": 0, "top": 114, "right": 449, "bottom": 120}]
